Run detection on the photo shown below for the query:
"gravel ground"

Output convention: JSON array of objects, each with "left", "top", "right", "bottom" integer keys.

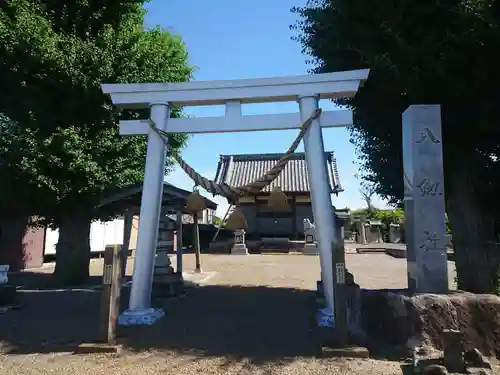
[{"left": 0, "top": 253, "right": 464, "bottom": 374}]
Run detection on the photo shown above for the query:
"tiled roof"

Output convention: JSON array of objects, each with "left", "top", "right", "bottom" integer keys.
[{"left": 214, "top": 152, "right": 342, "bottom": 194}]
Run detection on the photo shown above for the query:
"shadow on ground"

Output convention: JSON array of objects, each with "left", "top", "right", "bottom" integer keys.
[{"left": 1, "top": 272, "right": 318, "bottom": 363}]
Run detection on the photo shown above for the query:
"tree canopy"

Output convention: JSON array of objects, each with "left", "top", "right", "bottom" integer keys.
[
  {"left": 293, "top": 0, "right": 500, "bottom": 293},
  {"left": 0, "top": 0, "right": 192, "bottom": 284}
]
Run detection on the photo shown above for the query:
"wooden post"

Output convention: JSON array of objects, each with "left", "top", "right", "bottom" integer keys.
[
  {"left": 100, "top": 245, "right": 122, "bottom": 344},
  {"left": 121, "top": 210, "right": 133, "bottom": 280},
  {"left": 176, "top": 210, "right": 183, "bottom": 276},
  {"left": 332, "top": 240, "right": 348, "bottom": 347},
  {"left": 193, "top": 211, "right": 202, "bottom": 273}
]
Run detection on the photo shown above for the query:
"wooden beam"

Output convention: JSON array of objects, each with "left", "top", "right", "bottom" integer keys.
[
  {"left": 119, "top": 110, "right": 353, "bottom": 136},
  {"left": 101, "top": 69, "right": 370, "bottom": 108}
]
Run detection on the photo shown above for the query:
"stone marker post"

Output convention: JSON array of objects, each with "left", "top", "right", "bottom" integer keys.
[
  {"left": 442, "top": 329, "right": 465, "bottom": 373},
  {"left": 332, "top": 240, "right": 348, "bottom": 347},
  {"left": 403, "top": 105, "right": 448, "bottom": 294},
  {"left": 358, "top": 219, "right": 367, "bottom": 245},
  {"left": 100, "top": 245, "right": 123, "bottom": 344}
]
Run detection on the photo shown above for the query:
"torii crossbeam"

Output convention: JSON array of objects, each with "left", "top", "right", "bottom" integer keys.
[{"left": 102, "top": 69, "right": 370, "bottom": 325}]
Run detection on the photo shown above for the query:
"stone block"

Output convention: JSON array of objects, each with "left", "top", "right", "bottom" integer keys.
[
  {"left": 422, "top": 364, "right": 448, "bottom": 375},
  {"left": 321, "top": 345, "right": 369, "bottom": 359},
  {"left": 385, "top": 248, "right": 407, "bottom": 258},
  {"left": 442, "top": 329, "right": 465, "bottom": 373},
  {"left": 302, "top": 243, "right": 319, "bottom": 255},
  {"left": 0, "top": 285, "right": 18, "bottom": 307},
  {"left": 231, "top": 244, "right": 248, "bottom": 255},
  {"left": 464, "top": 348, "right": 492, "bottom": 370},
  {"left": 75, "top": 343, "right": 123, "bottom": 354},
  {"left": 152, "top": 272, "right": 183, "bottom": 298}
]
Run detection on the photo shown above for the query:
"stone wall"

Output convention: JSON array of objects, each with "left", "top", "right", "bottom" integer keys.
[{"left": 359, "top": 290, "right": 500, "bottom": 358}]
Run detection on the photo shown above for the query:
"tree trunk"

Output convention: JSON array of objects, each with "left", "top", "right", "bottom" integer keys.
[
  {"left": 52, "top": 214, "right": 91, "bottom": 286},
  {"left": 0, "top": 215, "right": 29, "bottom": 271},
  {"left": 446, "top": 168, "right": 499, "bottom": 294}
]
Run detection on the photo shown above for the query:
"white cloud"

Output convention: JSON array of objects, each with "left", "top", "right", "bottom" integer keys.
[{"left": 164, "top": 166, "right": 230, "bottom": 218}]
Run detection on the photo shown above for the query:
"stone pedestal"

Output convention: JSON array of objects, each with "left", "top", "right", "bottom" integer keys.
[
  {"left": 153, "top": 251, "right": 175, "bottom": 282},
  {"left": 153, "top": 247, "right": 182, "bottom": 297},
  {"left": 403, "top": 105, "right": 448, "bottom": 294},
  {"left": 302, "top": 223, "right": 319, "bottom": 255},
  {"left": 231, "top": 229, "right": 248, "bottom": 255}
]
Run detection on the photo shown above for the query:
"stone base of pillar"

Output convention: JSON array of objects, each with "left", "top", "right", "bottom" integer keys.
[
  {"left": 301, "top": 243, "right": 319, "bottom": 255},
  {"left": 231, "top": 244, "right": 249, "bottom": 255},
  {"left": 118, "top": 308, "right": 165, "bottom": 326}
]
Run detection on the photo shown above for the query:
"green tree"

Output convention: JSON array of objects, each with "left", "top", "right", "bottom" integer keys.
[
  {"left": 0, "top": 0, "right": 192, "bottom": 284},
  {"left": 293, "top": 0, "right": 500, "bottom": 293},
  {"left": 371, "top": 208, "right": 404, "bottom": 227}
]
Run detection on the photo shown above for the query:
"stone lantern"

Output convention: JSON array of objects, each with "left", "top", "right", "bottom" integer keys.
[
  {"left": 231, "top": 229, "right": 248, "bottom": 255},
  {"left": 302, "top": 218, "right": 319, "bottom": 255}
]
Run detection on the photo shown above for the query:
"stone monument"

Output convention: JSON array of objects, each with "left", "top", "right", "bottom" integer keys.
[
  {"left": 231, "top": 229, "right": 249, "bottom": 255},
  {"left": 302, "top": 218, "right": 319, "bottom": 255},
  {"left": 0, "top": 264, "right": 18, "bottom": 308},
  {"left": 403, "top": 105, "right": 448, "bottom": 294}
]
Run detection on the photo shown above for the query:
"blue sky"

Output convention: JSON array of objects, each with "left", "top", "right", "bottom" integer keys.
[{"left": 144, "top": 0, "right": 388, "bottom": 216}]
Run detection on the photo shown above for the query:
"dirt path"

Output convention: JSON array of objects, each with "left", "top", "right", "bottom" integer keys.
[{"left": 0, "top": 253, "right": 459, "bottom": 374}]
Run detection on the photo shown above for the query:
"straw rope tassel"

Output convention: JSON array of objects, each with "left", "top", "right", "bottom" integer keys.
[
  {"left": 185, "top": 187, "right": 207, "bottom": 213},
  {"left": 225, "top": 207, "right": 248, "bottom": 230},
  {"left": 267, "top": 186, "right": 291, "bottom": 212}
]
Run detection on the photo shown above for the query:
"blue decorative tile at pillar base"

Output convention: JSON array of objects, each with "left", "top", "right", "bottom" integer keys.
[
  {"left": 118, "top": 308, "right": 165, "bottom": 326},
  {"left": 316, "top": 307, "right": 334, "bottom": 327}
]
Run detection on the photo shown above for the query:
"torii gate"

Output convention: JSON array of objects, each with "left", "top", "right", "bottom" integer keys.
[{"left": 102, "top": 69, "right": 370, "bottom": 324}]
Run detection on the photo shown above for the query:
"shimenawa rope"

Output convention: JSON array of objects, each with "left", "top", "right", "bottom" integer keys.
[{"left": 148, "top": 108, "right": 322, "bottom": 202}]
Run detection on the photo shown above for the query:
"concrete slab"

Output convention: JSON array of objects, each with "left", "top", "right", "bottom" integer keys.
[
  {"left": 321, "top": 345, "right": 370, "bottom": 358},
  {"left": 75, "top": 343, "right": 123, "bottom": 354}
]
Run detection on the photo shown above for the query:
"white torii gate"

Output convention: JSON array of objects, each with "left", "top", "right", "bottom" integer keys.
[{"left": 102, "top": 69, "right": 370, "bottom": 324}]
